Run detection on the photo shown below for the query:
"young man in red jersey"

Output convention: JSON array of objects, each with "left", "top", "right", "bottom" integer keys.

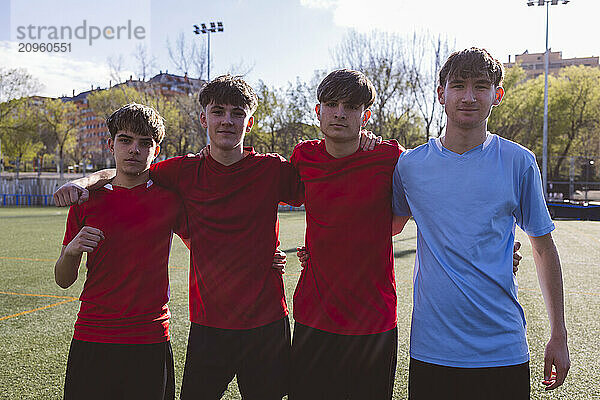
[
  {"left": 55, "top": 103, "right": 187, "bottom": 400},
  {"left": 289, "top": 69, "right": 409, "bottom": 399},
  {"left": 54, "top": 76, "right": 304, "bottom": 399},
  {"left": 170, "top": 76, "right": 305, "bottom": 399}
]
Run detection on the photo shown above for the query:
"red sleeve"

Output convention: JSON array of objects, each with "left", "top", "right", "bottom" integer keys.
[
  {"left": 279, "top": 158, "right": 304, "bottom": 206},
  {"left": 149, "top": 156, "right": 186, "bottom": 193},
  {"left": 62, "top": 205, "right": 83, "bottom": 246},
  {"left": 173, "top": 197, "right": 190, "bottom": 240},
  {"left": 290, "top": 143, "right": 300, "bottom": 168}
]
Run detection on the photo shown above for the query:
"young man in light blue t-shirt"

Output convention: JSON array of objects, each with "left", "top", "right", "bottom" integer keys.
[{"left": 392, "top": 48, "right": 570, "bottom": 399}]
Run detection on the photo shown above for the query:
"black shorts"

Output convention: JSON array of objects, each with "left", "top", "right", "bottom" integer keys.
[
  {"left": 289, "top": 323, "right": 398, "bottom": 400},
  {"left": 409, "top": 358, "right": 530, "bottom": 400},
  {"left": 63, "top": 338, "right": 174, "bottom": 400},
  {"left": 180, "top": 316, "right": 291, "bottom": 400}
]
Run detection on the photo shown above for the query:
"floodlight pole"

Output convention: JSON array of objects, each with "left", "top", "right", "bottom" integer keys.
[
  {"left": 194, "top": 21, "right": 224, "bottom": 145},
  {"left": 207, "top": 30, "right": 211, "bottom": 81},
  {"left": 543, "top": 0, "right": 550, "bottom": 201},
  {"left": 528, "top": 0, "right": 569, "bottom": 201}
]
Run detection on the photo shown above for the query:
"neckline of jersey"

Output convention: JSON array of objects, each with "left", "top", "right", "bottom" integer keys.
[
  {"left": 434, "top": 133, "right": 495, "bottom": 160},
  {"left": 319, "top": 139, "right": 363, "bottom": 161},
  {"left": 103, "top": 179, "right": 153, "bottom": 191},
  {"left": 206, "top": 146, "right": 256, "bottom": 172}
]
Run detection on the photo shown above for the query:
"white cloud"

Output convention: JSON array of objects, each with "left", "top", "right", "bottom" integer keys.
[
  {"left": 299, "top": 0, "right": 490, "bottom": 34},
  {"left": 299, "top": 0, "right": 337, "bottom": 9},
  {"left": 0, "top": 41, "right": 134, "bottom": 98},
  {"left": 298, "top": 0, "right": 599, "bottom": 64}
]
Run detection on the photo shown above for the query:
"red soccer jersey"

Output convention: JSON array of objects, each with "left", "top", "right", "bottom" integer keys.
[
  {"left": 149, "top": 148, "right": 303, "bottom": 329},
  {"left": 62, "top": 181, "right": 185, "bottom": 344},
  {"left": 290, "top": 139, "right": 403, "bottom": 335}
]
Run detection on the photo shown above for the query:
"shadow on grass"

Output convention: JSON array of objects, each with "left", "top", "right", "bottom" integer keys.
[
  {"left": 394, "top": 249, "right": 416, "bottom": 258},
  {"left": 0, "top": 213, "right": 63, "bottom": 219},
  {"left": 393, "top": 235, "right": 417, "bottom": 243},
  {"left": 282, "top": 247, "right": 417, "bottom": 259}
]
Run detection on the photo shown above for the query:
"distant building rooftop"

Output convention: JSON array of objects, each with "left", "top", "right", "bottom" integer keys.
[{"left": 504, "top": 49, "right": 599, "bottom": 79}]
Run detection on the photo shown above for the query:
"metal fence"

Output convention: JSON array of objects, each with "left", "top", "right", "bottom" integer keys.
[
  {"left": 2, "top": 156, "right": 599, "bottom": 207},
  {"left": 0, "top": 177, "right": 69, "bottom": 206},
  {"left": 548, "top": 156, "right": 600, "bottom": 201}
]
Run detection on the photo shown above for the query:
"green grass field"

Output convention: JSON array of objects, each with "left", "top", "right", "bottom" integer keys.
[{"left": 0, "top": 207, "right": 599, "bottom": 399}]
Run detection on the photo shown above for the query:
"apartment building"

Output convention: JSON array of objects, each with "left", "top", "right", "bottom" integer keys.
[
  {"left": 504, "top": 49, "right": 599, "bottom": 79},
  {"left": 66, "top": 72, "right": 204, "bottom": 168}
]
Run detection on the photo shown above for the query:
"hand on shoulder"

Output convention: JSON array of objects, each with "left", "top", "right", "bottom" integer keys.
[{"left": 54, "top": 183, "right": 89, "bottom": 207}]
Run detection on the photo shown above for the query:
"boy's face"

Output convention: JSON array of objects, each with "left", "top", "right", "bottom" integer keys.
[
  {"left": 201, "top": 102, "right": 254, "bottom": 151},
  {"left": 437, "top": 75, "right": 504, "bottom": 130},
  {"left": 315, "top": 99, "right": 371, "bottom": 142},
  {"left": 109, "top": 130, "right": 160, "bottom": 176}
]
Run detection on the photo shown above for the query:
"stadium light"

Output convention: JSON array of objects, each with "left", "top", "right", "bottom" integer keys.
[
  {"left": 527, "top": 0, "right": 570, "bottom": 200},
  {"left": 193, "top": 21, "right": 224, "bottom": 145},
  {"left": 193, "top": 21, "right": 224, "bottom": 82}
]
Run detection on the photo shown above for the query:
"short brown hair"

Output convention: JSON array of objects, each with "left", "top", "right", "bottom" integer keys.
[
  {"left": 199, "top": 74, "right": 258, "bottom": 113},
  {"left": 106, "top": 103, "right": 165, "bottom": 144},
  {"left": 317, "top": 69, "right": 376, "bottom": 109},
  {"left": 439, "top": 48, "right": 504, "bottom": 88}
]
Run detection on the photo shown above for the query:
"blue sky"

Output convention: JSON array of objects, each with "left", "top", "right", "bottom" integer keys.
[{"left": 0, "top": 0, "right": 597, "bottom": 98}]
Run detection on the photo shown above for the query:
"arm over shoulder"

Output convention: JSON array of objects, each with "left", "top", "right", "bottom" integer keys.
[
  {"left": 149, "top": 156, "right": 188, "bottom": 192},
  {"left": 278, "top": 156, "right": 304, "bottom": 206}
]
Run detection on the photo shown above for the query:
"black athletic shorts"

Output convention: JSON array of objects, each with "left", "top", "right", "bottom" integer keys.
[
  {"left": 180, "top": 316, "right": 291, "bottom": 400},
  {"left": 63, "top": 338, "right": 175, "bottom": 400},
  {"left": 289, "top": 323, "right": 398, "bottom": 400},
  {"left": 409, "top": 357, "right": 530, "bottom": 400}
]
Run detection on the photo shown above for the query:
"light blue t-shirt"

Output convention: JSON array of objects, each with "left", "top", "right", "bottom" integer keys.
[{"left": 392, "top": 133, "right": 555, "bottom": 368}]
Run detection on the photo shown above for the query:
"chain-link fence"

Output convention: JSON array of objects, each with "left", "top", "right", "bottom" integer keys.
[{"left": 548, "top": 156, "right": 600, "bottom": 201}]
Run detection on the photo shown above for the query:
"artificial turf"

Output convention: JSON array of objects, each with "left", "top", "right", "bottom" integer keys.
[{"left": 0, "top": 207, "right": 598, "bottom": 399}]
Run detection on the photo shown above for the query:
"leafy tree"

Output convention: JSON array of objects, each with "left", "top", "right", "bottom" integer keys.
[
  {"left": 87, "top": 86, "right": 144, "bottom": 119},
  {"left": 488, "top": 64, "right": 545, "bottom": 147},
  {"left": 39, "top": 99, "right": 81, "bottom": 178},
  {"left": 281, "top": 79, "right": 321, "bottom": 155},
  {"left": 0, "top": 99, "right": 43, "bottom": 178},
  {"left": 88, "top": 85, "right": 199, "bottom": 158},
  {"left": 548, "top": 66, "right": 600, "bottom": 179},
  {"left": 160, "top": 96, "right": 202, "bottom": 157},
  {"left": 489, "top": 65, "right": 600, "bottom": 181},
  {"left": 251, "top": 80, "right": 283, "bottom": 153},
  {"left": 252, "top": 79, "right": 320, "bottom": 159}
]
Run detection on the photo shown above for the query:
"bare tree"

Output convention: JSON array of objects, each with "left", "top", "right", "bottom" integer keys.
[
  {"left": 166, "top": 33, "right": 207, "bottom": 79},
  {"left": 408, "top": 32, "right": 452, "bottom": 140},
  {"left": 0, "top": 68, "right": 41, "bottom": 102},
  {"left": 0, "top": 68, "right": 42, "bottom": 126},
  {"left": 134, "top": 44, "right": 158, "bottom": 81},
  {"left": 226, "top": 59, "right": 255, "bottom": 78},
  {"left": 107, "top": 54, "right": 126, "bottom": 84},
  {"left": 331, "top": 30, "right": 415, "bottom": 142}
]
